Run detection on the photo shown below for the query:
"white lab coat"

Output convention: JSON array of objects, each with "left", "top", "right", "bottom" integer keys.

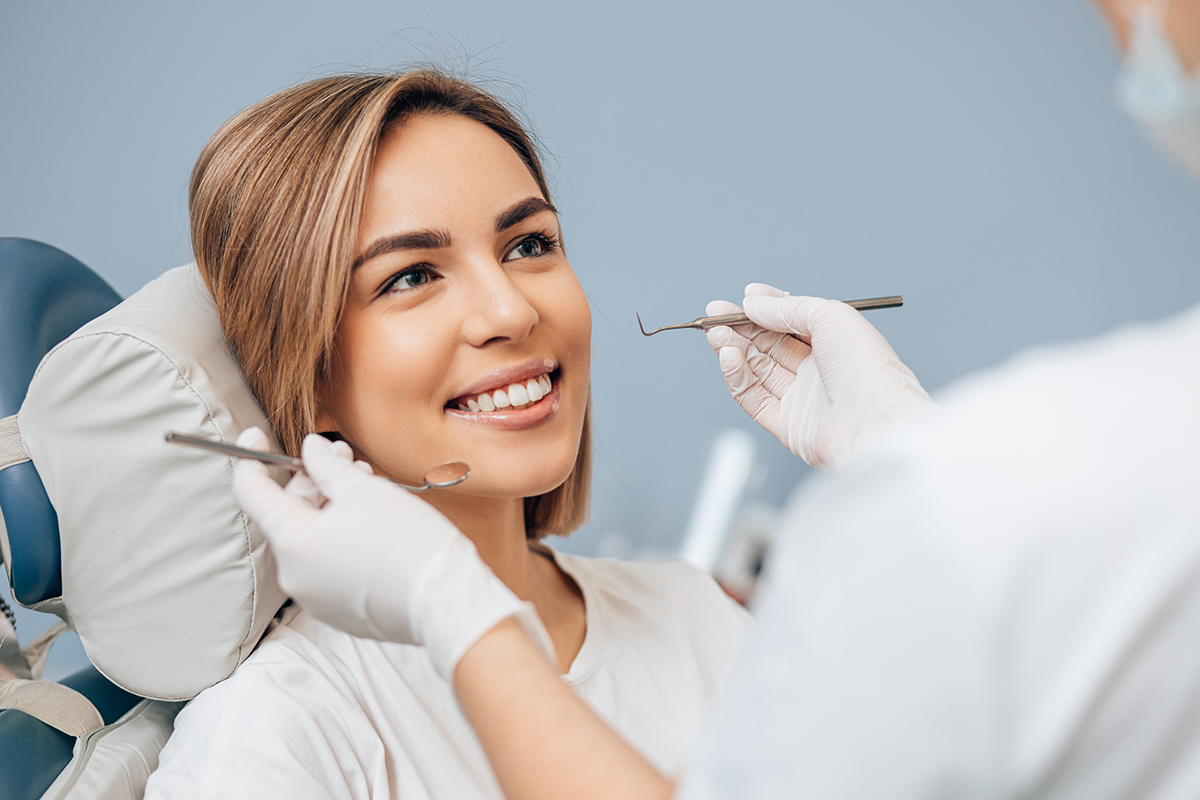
[{"left": 681, "top": 303, "right": 1200, "bottom": 799}]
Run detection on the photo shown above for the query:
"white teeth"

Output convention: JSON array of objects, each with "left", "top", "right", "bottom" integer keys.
[
  {"left": 508, "top": 382, "right": 529, "bottom": 406},
  {"left": 458, "top": 372, "right": 555, "bottom": 413}
]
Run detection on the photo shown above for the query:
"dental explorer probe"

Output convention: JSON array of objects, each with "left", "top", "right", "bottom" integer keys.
[
  {"left": 165, "top": 432, "right": 471, "bottom": 492},
  {"left": 637, "top": 295, "right": 903, "bottom": 336}
]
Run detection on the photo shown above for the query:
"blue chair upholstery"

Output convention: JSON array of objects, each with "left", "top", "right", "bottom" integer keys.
[
  {"left": 0, "top": 238, "right": 140, "bottom": 800},
  {"left": 0, "top": 666, "right": 140, "bottom": 800},
  {"left": 0, "top": 238, "right": 122, "bottom": 605},
  {"left": 0, "top": 707, "right": 74, "bottom": 800}
]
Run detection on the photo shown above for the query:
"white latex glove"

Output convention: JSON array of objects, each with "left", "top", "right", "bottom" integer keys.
[
  {"left": 232, "top": 428, "right": 555, "bottom": 679},
  {"left": 706, "top": 283, "right": 932, "bottom": 471}
]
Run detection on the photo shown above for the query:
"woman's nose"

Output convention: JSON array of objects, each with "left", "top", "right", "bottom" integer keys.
[{"left": 460, "top": 263, "right": 539, "bottom": 347}]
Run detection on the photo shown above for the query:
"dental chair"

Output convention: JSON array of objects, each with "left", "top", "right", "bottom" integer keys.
[{"left": 0, "top": 238, "right": 288, "bottom": 799}]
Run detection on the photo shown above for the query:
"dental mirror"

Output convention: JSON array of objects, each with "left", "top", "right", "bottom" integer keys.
[
  {"left": 418, "top": 460, "right": 472, "bottom": 490},
  {"left": 165, "top": 432, "right": 471, "bottom": 492}
]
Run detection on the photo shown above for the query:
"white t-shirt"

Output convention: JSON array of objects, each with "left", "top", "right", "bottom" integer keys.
[
  {"left": 146, "top": 550, "right": 747, "bottom": 800},
  {"left": 681, "top": 304, "right": 1200, "bottom": 799}
]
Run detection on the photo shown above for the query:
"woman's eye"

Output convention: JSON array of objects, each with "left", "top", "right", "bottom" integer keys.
[
  {"left": 504, "top": 234, "right": 556, "bottom": 262},
  {"left": 381, "top": 266, "right": 435, "bottom": 295}
]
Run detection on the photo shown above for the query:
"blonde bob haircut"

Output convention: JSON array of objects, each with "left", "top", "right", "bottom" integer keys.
[{"left": 189, "top": 69, "right": 590, "bottom": 538}]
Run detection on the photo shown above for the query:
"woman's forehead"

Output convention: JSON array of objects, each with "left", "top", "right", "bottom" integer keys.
[{"left": 366, "top": 114, "right": 544, "bottom": 215}]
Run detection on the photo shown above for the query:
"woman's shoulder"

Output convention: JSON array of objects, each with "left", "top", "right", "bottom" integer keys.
[
  {"left": 176, "top": 607, "right": 438, "bottom": 720},
  {"left": 199, "top": 606, "right": 394, "bottom": 693},
  {"left": 146, "top": 610, "right": 428, "bottom": 799}
]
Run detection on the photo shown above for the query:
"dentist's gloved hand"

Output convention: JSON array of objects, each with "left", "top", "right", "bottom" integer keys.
[
  {"left": 706, "top": 283, "right": 932, "bottom": 471},
  {"left": 232, "top": 428, "right": 555, "bottom": 679}
]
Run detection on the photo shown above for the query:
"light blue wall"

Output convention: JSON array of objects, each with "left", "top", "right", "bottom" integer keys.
[{"left": 3, "top": 0, "right": 1199, "bottom": 677}]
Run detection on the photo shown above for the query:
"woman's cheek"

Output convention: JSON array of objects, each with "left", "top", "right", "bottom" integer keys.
[{"left": 545, "top": 270, "right": 592, "bottom": 360}]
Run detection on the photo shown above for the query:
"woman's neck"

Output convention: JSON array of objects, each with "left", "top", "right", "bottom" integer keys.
[
  {"left": 423, "top": 492, "right": 586, "bottom": 673},
  {"left": 426, "top": 493, "right": 530, "bottom": 589}
]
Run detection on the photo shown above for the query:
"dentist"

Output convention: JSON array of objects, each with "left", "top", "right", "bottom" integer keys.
[{"left": 233, "top": 1, "right": 1200, "bottom": 798}]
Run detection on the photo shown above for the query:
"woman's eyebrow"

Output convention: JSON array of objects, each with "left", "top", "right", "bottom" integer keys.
[
  {"left": 495, "top": 197, "right": 558, "bottom": 233},
  {"left": 351, "top": 198, "right": 556, "bottom": 271},
  {"left": 352, "top": 229, "right": 452, "bottom": 271}
]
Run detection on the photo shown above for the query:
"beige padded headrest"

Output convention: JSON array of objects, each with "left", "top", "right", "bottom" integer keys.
[{"left": 19, "top": 265, "right": 287, "bottom": 700}]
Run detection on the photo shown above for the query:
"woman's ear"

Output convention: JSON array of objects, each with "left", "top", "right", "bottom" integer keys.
[
  {"left": 313, "top": 396, "right": 347, "bottom": 443},
  {"left": 314, "top": 401, "right": 340, "bottom": 438}
]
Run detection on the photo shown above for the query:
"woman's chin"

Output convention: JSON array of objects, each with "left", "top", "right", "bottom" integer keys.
[
  {"left": 440, "top": 462, "right": 575, "bottom": 501},
  {"left": 470, "top": 476, "right": 571, "bottom": 500}
]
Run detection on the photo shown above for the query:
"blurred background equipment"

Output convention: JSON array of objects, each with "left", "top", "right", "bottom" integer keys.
[
  {"left": 679, "top": 429, "right": 759, "bottom": 575},
  {"left": 679, "top": 429, "right": 783, "bottom": 606}
]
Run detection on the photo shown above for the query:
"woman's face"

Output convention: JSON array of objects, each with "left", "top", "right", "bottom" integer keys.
[{"left": 316, "top": 113, "right": 592, "bottom": 500}]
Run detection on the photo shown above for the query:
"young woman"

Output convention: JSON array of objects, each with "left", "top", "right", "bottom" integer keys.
[{"left": 143, "top": 70, "right": 748, "bottom": 799}]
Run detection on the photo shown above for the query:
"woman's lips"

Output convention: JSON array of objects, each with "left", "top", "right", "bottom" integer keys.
[{"left": 444, "top": 378, "right": 560, "bottom": 431}]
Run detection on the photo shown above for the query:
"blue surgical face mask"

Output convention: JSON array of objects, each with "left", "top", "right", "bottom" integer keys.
[{"left": 1116, "top": 0, "right": 1200, "bottom": 181}]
